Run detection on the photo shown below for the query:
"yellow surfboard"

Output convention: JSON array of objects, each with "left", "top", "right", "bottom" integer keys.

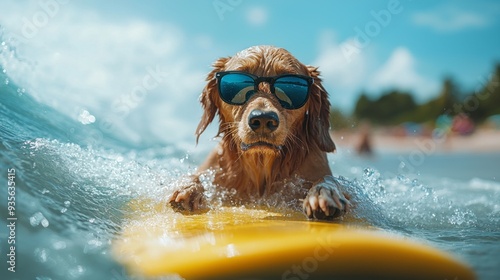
[{"left": 113, "top": 202, "right": 475, "bottom": 280}]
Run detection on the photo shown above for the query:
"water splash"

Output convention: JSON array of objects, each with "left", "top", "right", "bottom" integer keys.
[
  {"left": 354, "top": 167, "right": 479, "bottom": 230},
  {"left": 10, "top": 132, "right": 499, "bottom": 279}
]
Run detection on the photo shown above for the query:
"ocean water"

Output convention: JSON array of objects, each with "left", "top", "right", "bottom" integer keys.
[{"left": 1, "top": 38, "right": 500, "bottom": 280}]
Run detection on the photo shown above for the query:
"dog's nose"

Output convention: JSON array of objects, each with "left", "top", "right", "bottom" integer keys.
[{"left": 248, "top": 110, "right": 279, "bottom": 133}]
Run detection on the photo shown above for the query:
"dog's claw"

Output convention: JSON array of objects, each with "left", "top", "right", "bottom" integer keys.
[
  {"left": 169, "top": 184, "right": 207, "bottom": 213},
  {"left": 303, "top": 177, "right": 350, "bottom": 220}
]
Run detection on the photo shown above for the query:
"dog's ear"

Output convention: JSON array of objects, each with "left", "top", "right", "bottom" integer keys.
[
  {"left": 305, "top": 66, "right": 336, "bottom": 152},
  {"left": 196, "top": 57, "right": 229, "bottom": 143}
]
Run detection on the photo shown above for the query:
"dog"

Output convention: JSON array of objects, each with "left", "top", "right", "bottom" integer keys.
[{"left": 169, "top": 45, "right": 350, "bottom": 220}]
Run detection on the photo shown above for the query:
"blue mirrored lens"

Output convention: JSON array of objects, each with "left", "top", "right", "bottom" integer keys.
[
  {"left": 274, "top": 76, "right": 309, "bottom": 109},
  {"left": 219, "top": 74, "right": 255, "bottom": 105}
]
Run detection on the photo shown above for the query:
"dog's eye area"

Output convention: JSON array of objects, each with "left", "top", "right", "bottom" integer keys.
[
  {"left": 219, "top": 74, "right": 255, "bottom": 105},
  {"left": 274, "top": 88, "right": 293, "bottom": 107},
  {"left": 232, "top": 86, "right": 254, "bottom": 104},
  {"left": 273, "top": 77, "right": 310, "bottom": 109},
  {"left": 217, "top": 71, "right": 311, "bottom": 109}
]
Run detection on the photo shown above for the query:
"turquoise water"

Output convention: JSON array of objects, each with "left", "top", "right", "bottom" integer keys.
[{"left": 1, "top": 40, "right": 500, "bottom": 280}]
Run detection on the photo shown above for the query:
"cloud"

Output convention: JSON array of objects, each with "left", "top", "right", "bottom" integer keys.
[
  {"left": 368, "top": 47, "right": 439, "bottom": 101},
  {"left": 246, "top": 6, "right": 268, "bottom": 26},
  {"left": 313, "top": 31, "right": 370, "bottom": 109},
  {"left": 313, "top": 31, "right": 439, "bottom": 108},
  {"left": 412, "top": 5, "right": 489, "bottom": 32}
]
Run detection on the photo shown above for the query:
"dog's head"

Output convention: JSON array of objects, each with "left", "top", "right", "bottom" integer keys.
[{"left": 196, "top": 45, "right": 335, "bottom": 155}]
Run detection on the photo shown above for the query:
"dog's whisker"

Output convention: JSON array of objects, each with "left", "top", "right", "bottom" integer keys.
[{"left": 285, "top": 132, "right": 307, "bottom": 153}]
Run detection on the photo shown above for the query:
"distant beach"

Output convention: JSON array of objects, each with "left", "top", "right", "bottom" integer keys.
[{"left": 333, "top": 128, "right": 500, "bottom": 154}]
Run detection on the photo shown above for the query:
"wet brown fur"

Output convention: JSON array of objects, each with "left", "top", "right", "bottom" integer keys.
[{"left": 195, "top": 46, "right": 335, "bottom": 198}]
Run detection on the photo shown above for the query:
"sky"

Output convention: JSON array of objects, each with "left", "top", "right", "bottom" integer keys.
[{"left": 1, "top": 0, "right": 499, "bottom": 145}]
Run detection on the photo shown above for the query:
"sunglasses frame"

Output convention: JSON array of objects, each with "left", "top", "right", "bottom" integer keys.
[{"left": 215, "top": 71, "right": 314, "bottom": 109}]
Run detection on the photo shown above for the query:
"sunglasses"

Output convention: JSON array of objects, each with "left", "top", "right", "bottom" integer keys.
[{"left": 215, "top": 71, "right": 313, "bottom": 109}]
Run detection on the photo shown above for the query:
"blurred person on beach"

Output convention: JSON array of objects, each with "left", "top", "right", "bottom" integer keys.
[{"left": 356, "top": 122, "right": 374, "bottom": 157}]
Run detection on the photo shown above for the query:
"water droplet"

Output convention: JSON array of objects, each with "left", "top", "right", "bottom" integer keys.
[
  {"left": 52, "top": 241, "right": 66, "bottom": 250},
  {"left": 411, "top": 179, "right": 422, "bottom": 188},
  {"left": 87, "top": 239, "right": 103, "bottom": 250},
  {"left": 78, "top": 109, "right": 96, "bottom": 125},
  {"left": 4, "top": 78, "right": 9, "bottom": 85},
  {"left": 30, "top": 212, "right": 49, "bottom": 227},
  {"left": 30, "top": 212, "right": 42, "bottom": 226},
  {"left": 398, "top": 161, "right": 406, "bottom": 169},
  {"left": 397, "top": 174, "right": 408, "bottom": 182},
  {"left": 34, "top": 248, "right": 47, "bottom": 263},
  {"left": 363, "top": 168, "right": 374, "bottom": 177},
  {"left": 69, "top": 265, "right": 85, "bottom": 278},
  {"left": 41, "top": 218, "right": 49, "bottom": 227}
]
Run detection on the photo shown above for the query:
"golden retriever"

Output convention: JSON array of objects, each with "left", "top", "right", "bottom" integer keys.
[{"left": 169, "top": 45, "right": 350, "bottom": 220}]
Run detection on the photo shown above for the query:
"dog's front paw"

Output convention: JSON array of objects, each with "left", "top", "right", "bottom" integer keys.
[
  {"left": 303, "top": 177, "right": 350, "bottom": 220},
  {"left": 168, "top": 183, "right": 207, "bottom": 213}
]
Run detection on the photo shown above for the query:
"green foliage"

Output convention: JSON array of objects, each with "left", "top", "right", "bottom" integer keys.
[
  {"left": 350, "top": 64, "right": 500, "bottom": 126},
  {"left": 467, "top": 64, "right": 500, "bottom": 122},
  {"left": 330, "top": 108, "right": 356, "bottom": 130},
  {"left": 353, "top": 90, "right": 417, "bottom": 125},
  {"left": 410, "top": 77, "right": 461, "bottom": 123}
]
